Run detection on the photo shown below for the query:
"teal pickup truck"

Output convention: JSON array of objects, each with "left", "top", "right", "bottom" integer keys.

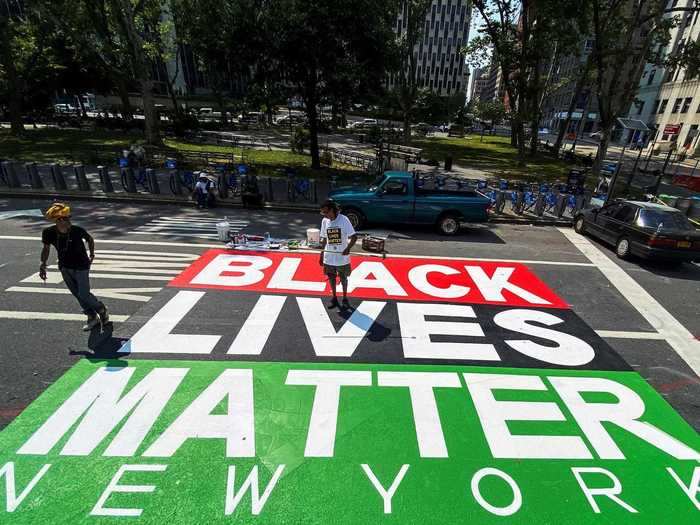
[{"left": 328, "top": 171, "right": 490, "bottom": 235}]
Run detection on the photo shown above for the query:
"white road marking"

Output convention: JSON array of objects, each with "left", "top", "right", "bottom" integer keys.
[
  {"left": 6, "top": 286, "right": 162, "bottom": 302},
  {"left": 0, "top": 310, "right": 129, "bottom": 322},
  {"left": 0, "top": 236, "right": 595, "bottom": 266},
  {"left": 559, "top": 227, "right": 700, "bottom": 376},
  {"left": 129, "top": 231, "right": 220, "bottom": 238},
  {"left": 596, "top": 330, "right": 666, "bottom": 340},
  {"left": 21, "top": 271, "right": 172, "bottom": 283},
  {"left": 0, "top": 209, "right": 43, "bottom": 220}
]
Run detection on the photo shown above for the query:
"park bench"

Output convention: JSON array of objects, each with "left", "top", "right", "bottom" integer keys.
[{"left": 377, "top": 142, "right": 423, "bottom": 164}]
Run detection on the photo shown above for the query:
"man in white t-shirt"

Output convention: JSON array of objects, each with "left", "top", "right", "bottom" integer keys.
[{"left": 319, "top": 199, "right": 357, "bottom": 309}]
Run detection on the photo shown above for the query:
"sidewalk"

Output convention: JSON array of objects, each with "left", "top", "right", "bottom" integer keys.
[{"left": 0, "top": 161, "right": 574, "bottom": 226}]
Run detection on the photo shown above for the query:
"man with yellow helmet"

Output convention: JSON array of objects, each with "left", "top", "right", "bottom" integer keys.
[{"left": 40, "top": 203, "right": 109, "bottom": 331}]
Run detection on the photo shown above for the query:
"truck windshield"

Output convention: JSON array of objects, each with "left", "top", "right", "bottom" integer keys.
[
  {"left": 367, "top": 175, "right": 386, "bottom": 192},
  {"left": 637, "top": 209, "right": 693, "bottom": 231}
]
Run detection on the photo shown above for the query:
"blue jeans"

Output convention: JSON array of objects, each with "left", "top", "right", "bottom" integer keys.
[{"left": 60, "top": 268, "right": 103, "bottom": 316}]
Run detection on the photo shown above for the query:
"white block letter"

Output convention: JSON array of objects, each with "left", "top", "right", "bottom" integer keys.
[
  {"left": 550, "top": 376, "right": 700, "bottom": 460},
  {"left": 128, "top": 291, "right": 221, "bottom": 354},
  {"left": 267, "top": 258, "right": 326, "bottom": 292},
  {"left": 225, "top": 465, "right": 285, "bottom": 516},
  {"left": 667, "top": 466, "right": 700, "bottom": 511},
  {"left": 91, "top": 464, "right": 167, "bottom": 517},
  {"left": 377, "top": 372, "right": 461, "bottom": 457},
  {"left": 572, "top": 467, "right": 638, "bottom": 513},
  {"left": 398, "top": 303, "right": 499, "bottom": 360},
  {"left": 361, "top": 464, "right": 410, "bottom": 514},
  {"left": 286, "top": 370, "right": 372, "bottom": 457},
  {"left": 408, "top": 264, "right": 469, "bottom": 299},
  {"left": 494, "top": 309, "right": 595, "bottom": 366},
  {"left": 465, "top": 266, "right": 550, "bottom": 305},
  {"left": 191, "top": 254, "right": 271, "bottom": 287},
  {"left": 347, "top": 261, "right": 407, "bottom": 296},
  {"left": 0, "top": 462, "right": 51, "bottom": 512},
  {"left": 228, "top": 295, "right": 286, "bottom": 355},
  {"left": 18, "top": 367, "right": 187, "bottom": 456},
  {"left": 297, "top": 297, "right": 386, "bottom": 357},
  {"left": 144, "top": 369, "right": 255, "bottom": 458},
  {"left": 471, "top": 467, "right": 522, "bottom": 516},
  {"left": 463, "top": 373, "right": 591, "bottom": 459}
]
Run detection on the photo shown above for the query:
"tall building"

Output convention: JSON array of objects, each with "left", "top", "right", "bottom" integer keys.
[
  {"left": 469, "top": 66, "right": 488, "bottom": 102},
  {"left": 625, "top": 0, "right": 700, "bottom": 154},
  {"left": 539, "top": 39, "right": 600, "bottom": 135},
  {"left": 386, "top": 0, "right": 472, "bottom": 97},
  {"left": 479, "top": 60, "right": 505, "bottom": 103}
]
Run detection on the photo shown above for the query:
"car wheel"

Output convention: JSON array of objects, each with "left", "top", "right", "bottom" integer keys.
[
  {"left": 438, "top": 214, "right": 461, "bottom": 236},
  {"left": 616, "top": 237, "right": 631, "bottom": 259},
  {"left": 344, "top": 208, "right": 365, "bottom": 230},
  {"left": 574, "top": 215, "right": 586, "bottom": 235}
]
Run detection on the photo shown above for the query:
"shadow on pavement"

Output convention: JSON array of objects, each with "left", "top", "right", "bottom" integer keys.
[{"left": 69, "top": 323, "right": 130, "bottom": 363}]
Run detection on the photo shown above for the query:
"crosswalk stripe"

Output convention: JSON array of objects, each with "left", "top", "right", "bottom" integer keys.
[
  {"left": 0, "top": 310, "right": 130, "bottom": 322},
  {"left": 129, "top": 232, "right": 220, "bottom": 238},
  {"left": 6, "top": 286, "right": 162, "bottom": 302},
  {"left": 96, "top": 250, "right": 199, "bottom": 259}
]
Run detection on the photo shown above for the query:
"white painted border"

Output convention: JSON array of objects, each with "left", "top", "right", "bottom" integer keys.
[
  {"left": 559, "top": 227, "right": 700, "bottom": 376},
  {"left": 0, "top": 235, "right": 595, "bottom": 266}
]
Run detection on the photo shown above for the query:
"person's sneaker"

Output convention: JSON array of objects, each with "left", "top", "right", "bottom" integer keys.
[
  {"left": 327, "top": 297, "right": 339, "bottom": 309},
  {"left": 342, "top": 297, "right": 351, "bottom": 309},
  {"left": 82, "top": 316, "right": 100, "bottom": 331},
  {"left": 97, "top": 305, "right": 110, "bottom": 326}
]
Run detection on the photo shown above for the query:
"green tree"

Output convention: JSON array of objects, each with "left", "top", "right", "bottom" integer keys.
[{"left": 270, "top": 0, "right": 399, "bottom": 168}]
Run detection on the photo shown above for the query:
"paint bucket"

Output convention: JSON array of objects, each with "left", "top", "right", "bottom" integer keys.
[
  {"left": 216, "top": 217, "right": 231, "bottom": 241},
  {"left": 306, "top": 228, "right": 320, "bottom": 247}
]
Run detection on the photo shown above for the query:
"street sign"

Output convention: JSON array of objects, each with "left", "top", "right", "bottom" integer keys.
[{"left": 664, "top": 124, "right": 681, "bottom": 135}]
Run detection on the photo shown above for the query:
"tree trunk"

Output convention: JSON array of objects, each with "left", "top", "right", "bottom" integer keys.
[
  {"left": 592, "top": 125, "right": 612, "bottom": 178},
  {"left": 403, "top": 111, "right": 411, "bottom": 144},
  {"left": 141, "top": 79, "right": 161, "bottom": 145},
  {"left": 307, "top": 100, "right": 321, "bottom": 169},
  {"left": 6, "top": 56, "right": 24, "bottom": 135},
  {"left": 116, "top": 78, "right": 133, "bottom": 121}
]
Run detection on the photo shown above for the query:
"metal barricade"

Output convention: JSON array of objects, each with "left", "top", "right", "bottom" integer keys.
[
  {"left": 73, "top": 164, "right": 90, "bottom": 191},
  {"left": 1, "top": 161, "right": 21, "bottom": 188},
  {"left": 98, "top": 166, "right": 114, "bottom": 193},
  {"left": 49, "top": 164, "right": 67, "bottom": 190},
  {"left": 25, "top": 162, "right": 44, "bottom": 189}
]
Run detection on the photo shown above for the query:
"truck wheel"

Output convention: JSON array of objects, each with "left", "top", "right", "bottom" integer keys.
[
  {"left": 344, "top": 208, "right": 365, "bottom": 230},
  {"left": 438, "top": 214, "right": 461, "bottom": 236}
]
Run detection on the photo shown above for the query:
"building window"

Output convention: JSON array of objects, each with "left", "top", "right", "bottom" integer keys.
[
  {"left": 636, "top": 100, "right": 645, "bottom": 115},
  {"left": 659, "top": 99, "right": 668, "bottom": 113},
  {"left": 671, "top": 98, "right": 683, "bottom": 113},
  {"left": 681, "top": 97, "right": 692, "bottom": 113},
  {"left": 652, "top": 99, "right": 660, "bottom": 114},
  {"left": 647, "top": 69, "right": 656, "bottom": 85}
]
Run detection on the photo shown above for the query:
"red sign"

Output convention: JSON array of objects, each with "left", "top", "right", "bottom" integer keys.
[
  {"left": 169, "top": 249, "right": 568, "bottom": 309},
  {"left": 664, "top": 124, "right": 681, "bottom": 135}
]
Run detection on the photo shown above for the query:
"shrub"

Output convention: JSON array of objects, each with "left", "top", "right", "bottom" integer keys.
[{"left": 290, "top": 126, "right": 310, "bottom": 153}]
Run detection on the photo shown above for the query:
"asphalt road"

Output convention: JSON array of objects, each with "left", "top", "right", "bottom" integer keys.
[{"left": 0, "top": 195, "right": 698, "bottom": 433}]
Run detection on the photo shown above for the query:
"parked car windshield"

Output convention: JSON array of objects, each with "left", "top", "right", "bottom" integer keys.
[
  {"left": 637, "top": 209, "right": 693, "bottom": 231},
  {"left": 367, "top": 175, "right": 387, "bottom": 192}
]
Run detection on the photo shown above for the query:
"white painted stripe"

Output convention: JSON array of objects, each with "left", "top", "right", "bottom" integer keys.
[
  {"left": 128, "top": 232, "right": 220, "bottom": 238},
  {"left": 135, "top": 225, "right": 223, "bottom": 231},
  {"left": 6, "top": 286, "right": 161, "bottom": 302},
  {"left": 559, "top": 227, "right": 700, "bottom": 376},
  {"left": 596, "top": 330, "right": 666, "bottom": 340},
  {"left": 94, "top": 254, "right": 196, "bottom": 262},
  {"left": 149, "top": 219, "right": 248, "bottom": 225},
  {"left": 0, "top": 235, "right": 596, "bottom": 265},
  {"left": 96, "top": 250, "right": 198, "bottom": 259},
  {"left": 21, "top": 272, "right": 172, "bottom": 283},
  {"left": 0, "top": 310, "right": 129, "bottom": 322},
  {"left": 156, "top": 216, "right": 243, "bottom": 222}
]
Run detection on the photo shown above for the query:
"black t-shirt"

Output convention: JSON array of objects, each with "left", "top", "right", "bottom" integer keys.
[{"left": 42, "top": 225, "right": 91, "bottom": 270}]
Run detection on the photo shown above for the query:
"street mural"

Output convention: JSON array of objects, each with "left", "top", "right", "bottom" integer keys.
[{"left": 1, "top": 250, "right": 698, "bottom": 523}]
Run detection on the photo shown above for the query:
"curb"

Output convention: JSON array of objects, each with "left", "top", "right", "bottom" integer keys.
[{"left": 0, "top": 188, "right": 573, "bottom": 227}]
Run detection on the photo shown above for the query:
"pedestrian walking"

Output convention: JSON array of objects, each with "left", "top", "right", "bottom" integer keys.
[
  {"left": 39, "top": 203, "right": 110, "bottom": 331},
  {"left": 318, "top": 199, "right": 357, "bottom": 309}
]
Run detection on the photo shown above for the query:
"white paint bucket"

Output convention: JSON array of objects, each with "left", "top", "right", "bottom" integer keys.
[
  {"left": 216, "top": 219, "right": 231, "bottom": 241},
  {"left": 306, "top": 228, "right": 320, "bottom": 246}
]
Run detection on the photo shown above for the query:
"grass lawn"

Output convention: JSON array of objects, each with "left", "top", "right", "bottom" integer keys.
[
  {"left": 411, "top": 134, "right": 572, "bottom": 180},
  {"left": 0, "top": 128, "right": 362, "bottom": 180}
]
